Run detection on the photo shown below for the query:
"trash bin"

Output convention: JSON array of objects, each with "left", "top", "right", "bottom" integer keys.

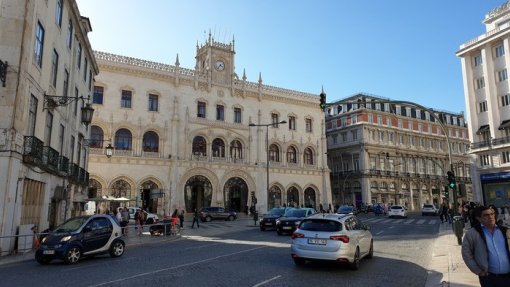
[{"left": 452, "top": 216, "right": 464, "bottom": 245}]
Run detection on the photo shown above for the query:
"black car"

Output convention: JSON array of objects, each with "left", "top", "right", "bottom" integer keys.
[
  {"left": 199, "top": 207, "right": 237, "bottom": 222},
  {"left": 35, "top": 215, "right": 125, "bottom": 264},
  {"left": 275, "top": 208, "right": 316, "bottom": 235},
  {"left": 259, "top": 207, "right": 288, "bottom": 231},
  {"left": 336, "top": 205, "right": 359, "bottom": 215}
]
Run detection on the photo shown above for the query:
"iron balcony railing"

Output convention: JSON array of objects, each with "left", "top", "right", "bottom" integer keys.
[
  {"left": 69, "top": 163, "right": 80, "bottom": 182},
  {"left": 78, "top": 167, "right": 86, "bottom": 184},
  {"left": 23, "top": 136, "right": 44, "bottom": 166},
  {"left": 58, "top": 156, "right": 69, "bottom": 175},
  {"left": 42, "top": 146, "right": 59, "bottom": 171}
]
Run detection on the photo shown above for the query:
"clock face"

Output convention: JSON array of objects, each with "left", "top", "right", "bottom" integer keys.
[{"left": 215, "top": 60, "right": 225, "bottom": 71}]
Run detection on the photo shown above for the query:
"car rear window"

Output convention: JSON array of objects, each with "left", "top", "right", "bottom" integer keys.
[
  {"left": 299, "top": 219, "right": 342, "bottom": 232},
  {"left": 391, "top": 206, "right": 403, "bottom": 210}
]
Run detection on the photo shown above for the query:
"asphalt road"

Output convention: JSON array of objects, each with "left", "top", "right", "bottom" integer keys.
[{"left": 0, "top": 213, "right": 439, "bottom": 287}]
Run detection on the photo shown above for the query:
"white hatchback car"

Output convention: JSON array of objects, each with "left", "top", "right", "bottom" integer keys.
[
  {"left": 291, "top": 214, "right": 373, "bottom": 270},
  {"left": 421, "top": 204, "right": 439, "bottom": 216},
  {"left": 388, "top": 205, "right": 408, "bottom": 218}
]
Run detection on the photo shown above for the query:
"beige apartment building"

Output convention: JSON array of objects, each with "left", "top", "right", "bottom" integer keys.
[
  {"left": 87, "top": 34, "right": 332, "bottom": 216},
  {"left": 0, "top": 0, "right": 97, "bottom": 255},
  {"left": 456, "top": 1, "right": 510, "bottom": 208},
  {"left": 325, "top": 93, "right": 473, "bottom": 211}
]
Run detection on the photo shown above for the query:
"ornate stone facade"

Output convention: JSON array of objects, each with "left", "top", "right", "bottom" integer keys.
[{"left": 88, "top": 35, "right": 331, "bottom": 215}]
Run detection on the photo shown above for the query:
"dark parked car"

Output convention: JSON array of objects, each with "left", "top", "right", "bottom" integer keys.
[
  {"left": 35, "top": 214, "right": 125, "bottom": 264},
  {"left": 275, "top": 208, "right": 316, "bottom": 235},
  {"left": 259, "top": 207, "right": 288, "bottom": 231},
  {"left": 373, "top": 204, "right": 385, "bottom": 215},
  {"left": 200, "top": 207, "right": 237, "bottom": 222}
]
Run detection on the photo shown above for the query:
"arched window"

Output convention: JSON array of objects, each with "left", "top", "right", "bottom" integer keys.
[
  {"left": 269, "top": 144, "right": 280, "bottom": 162},
  {"left": 115, "top": 128, "right": 132, "bottom": 150},
  {"left": 192, "top": 136, "right": 207, "bottom": 156},
  {"left": 287, "top": 146, "right": 297, "bottom": 163},
  {"left": 142, "top": 131, "right": 159, "bottom": 152},
  {"left": 230, "top": 140, "right": 242, "bottom": 159},
  {"left": 212, "top": 138, "right": 225, "bottom": 158},
  {"left": 90, "top": 126, "right": 104, "bottom": 148},
  {"left": 304, "top": 147, "right": 313, "bottom": 165}
]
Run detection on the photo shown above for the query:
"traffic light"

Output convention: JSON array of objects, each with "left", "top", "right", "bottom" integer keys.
[
  {"left": 447, "top": 171, "right": 456, "bottom": 189},
  {"left": 319, "top": 90, "right": 326, "bottom": 109}
]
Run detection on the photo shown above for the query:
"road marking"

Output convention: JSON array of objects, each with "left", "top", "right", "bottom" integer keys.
[
  {"left": 253, "top": 275, "right": 282, "bottom": 287},
  {"left": 376, "top": 231, "right": 384, "bottom": 235},
  {"left": 429, "top": 220, "right": 437, "bottom": 224},
  {"left": 416, "top": 219, "right": 426, "bottom": 224},
  {"left": 403, "top": 219, "right": 414, "bottom": 224},
  {"left": 87, "top": 245, "right": 267, "bottom": 287},
  {"left": 382, "top": 219, "right": 393, "bottom": 224}
]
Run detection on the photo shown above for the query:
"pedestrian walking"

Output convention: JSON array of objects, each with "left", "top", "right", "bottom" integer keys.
[
  {"left": 134, "top": 209, "right": 143, "bottom": 236},
  {"left": 461, "top": 206, "right": 510, "bottom": 287},
  {"left": 191, "top": 208, "right": 200, "bottom": 229},
  {"left": 121, "top": 207, "right": 130, "bottom": 235},
  {"left": 178, "top": 209, "right": 185, "bottom": 229}
]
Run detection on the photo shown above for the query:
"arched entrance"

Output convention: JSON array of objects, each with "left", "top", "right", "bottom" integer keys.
[
  {"left": 111, "top": 179, "right": 131, "bottom": 212},
  {"left": 223, "top": 177, "right": 248, "bottom": 213},
  {"left": 184, "top": 175, "right": 212, "bottom": 212},
  {"left": 304, "top": 188, "right": 316, "bottom": 209},
  {"left": 287, "top": 186, "right": 299, "bottom": 207},
  {"left": 268, "top": 186, "right": 282, "bottom": 209},
  {"left": 141, "top": 180, "right": 159, "bottom": 213}
]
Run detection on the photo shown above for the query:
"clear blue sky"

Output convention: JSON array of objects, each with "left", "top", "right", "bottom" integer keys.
[{"left": 77, "top": 0, "right": 506, "bottom": 115}]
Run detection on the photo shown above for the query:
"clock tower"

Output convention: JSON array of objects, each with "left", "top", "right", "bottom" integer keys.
[{"left": 195, "top": 31, "right": 235, "bottom": 87}]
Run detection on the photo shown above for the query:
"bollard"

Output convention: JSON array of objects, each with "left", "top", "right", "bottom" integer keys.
[{"left": 452, "top": 216, "right": 464, "bottom": 245}]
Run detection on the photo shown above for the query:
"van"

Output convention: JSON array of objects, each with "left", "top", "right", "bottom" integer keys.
[{"left": 84, "top": 201, "right": 96, "bottom": 215}]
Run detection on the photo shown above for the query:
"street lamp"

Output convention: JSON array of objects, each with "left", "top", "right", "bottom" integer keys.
[
  {"left": 249, "top": 120, "right": 287, "bottom": 207},
  {"left": 43, "top": 93, "right": 94, "bottom": 125}
]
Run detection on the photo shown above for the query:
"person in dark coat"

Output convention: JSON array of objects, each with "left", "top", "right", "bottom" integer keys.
[
  {"left": 191, "top": 208, "right": 200, "bottom": 229},
  {"left": 178, "top": 209, "right": 185, "bottom": 229}
]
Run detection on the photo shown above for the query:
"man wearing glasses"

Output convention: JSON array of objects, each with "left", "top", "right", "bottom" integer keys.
[{"left": 462, "top": 206, "right": 510, "bottom": 287}]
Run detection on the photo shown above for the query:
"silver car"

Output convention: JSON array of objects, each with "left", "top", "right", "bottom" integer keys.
[{"left": 291, "top": 213, "right": 373, "bottom": 270}]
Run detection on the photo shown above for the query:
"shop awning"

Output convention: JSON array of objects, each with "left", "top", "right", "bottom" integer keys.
[
  {"left": 498, "top": 119, "right": 510, "bottom": 130},
  {"left": 476, "top": 124, "right": 490, "bottom": 135}
]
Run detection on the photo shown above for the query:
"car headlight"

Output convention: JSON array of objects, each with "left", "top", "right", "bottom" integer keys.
[
  {"left": 294, "top": 221, "right": 301, "bottom": 226},
  {"left": 276, "top": 220, "right": 281, "bottom": 225},
  {"left": 41, "top": 237, "right": 47, "bottom": 243},
  {"left": 60, "top": 235, "right": 71, "bottom": 242}
]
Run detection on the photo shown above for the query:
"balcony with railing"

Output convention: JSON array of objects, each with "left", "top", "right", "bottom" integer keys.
[
  {"left": 23, "top": 136, "right": 44, "bottom": 166},
  {"left": 42, "top": 146, "right": 59, "bottom": 172},
  {"left": 58, "top": 156, "right": 69, "bottom": 176}
]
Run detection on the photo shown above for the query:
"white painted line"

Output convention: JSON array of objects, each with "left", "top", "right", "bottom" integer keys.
[
  {"left": 369, "top": 218, "right": 386, "bottom": 223},
  {"left": 382, "top": 219, "right": 392, "bottom": 223},
  {"left": 429, "top": 220, "right": 437, "bottom": 224},
  {"left": 404, "top": 219, "right": 414, "bottom": 224},
  {"left": 376, "top": 231, "right": 384, "bottom": 235},
  {"left": 253, "top": 275, "right": 282, "bottom": 287},
  {"left": 88, "top": 246, "right": 267, "bottom": 287},
  {"left": 416, "top": 219, "right": 426, "bottom": 224}
]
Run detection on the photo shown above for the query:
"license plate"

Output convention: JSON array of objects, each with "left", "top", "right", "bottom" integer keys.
[
  {"left": 308, "top": 238, "right": 327, "bottom": 245},
  {"left": 265, "top": 223, "right": 273, "bottom": 226},
  {"left": 43, "top": 250, "right": 55, "bottom": 255},
  {"left": 282, "top": 226, "right": 292, "bottom": 230}
]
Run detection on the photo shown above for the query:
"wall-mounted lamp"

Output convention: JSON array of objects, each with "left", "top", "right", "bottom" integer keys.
[
  {"left": 84, "top": 138, "right": 114, "bottom": 158},
  {"left": 105, "top": 143, "right": 114, "bottom": 158},
  {"left": 43, "top": 93, "right": 94, "bottom": 125},
  {"left": 0, "top": 60, "right": 7, "bottom": 87}
]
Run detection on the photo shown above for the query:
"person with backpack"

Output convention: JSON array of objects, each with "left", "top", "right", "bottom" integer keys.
[{"left": 191, "top": 208, "right": 200, "bottom": 229}]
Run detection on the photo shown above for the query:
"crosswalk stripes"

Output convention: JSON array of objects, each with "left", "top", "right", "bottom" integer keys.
[{"left": 362, "top": 217, "right": 438, "bottom": 225}]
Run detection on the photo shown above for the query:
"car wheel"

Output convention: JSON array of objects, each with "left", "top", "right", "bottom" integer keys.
[
  {"left": 367, "top": 240, "right": 374, "bottom": 259},
  {"left": 349, "top": 248, "right": 360, "bottom": 270},
  {"left": 35, "top": 254, "right": 51, "bottom": 265},
  {"left": 64, "top": 246, "right": 81, "bottom": 264},
  {"left": 293, "top": 258, "right": 305, "bottom": 266},
  {"left": 227, "top": 215, "right": 234, "bottom": 221},
  {"left": 205, "top": 216, "right": 212, "bottom": 222},
  {"left": 109, "top": 240, "right": 125, "bottom": 258}
]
